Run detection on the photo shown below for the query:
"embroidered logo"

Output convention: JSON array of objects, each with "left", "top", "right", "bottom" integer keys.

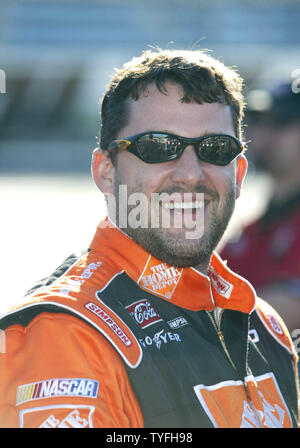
[
  {"left": 39, "top": 408, "right": 90, "bottom": 428},
  {"left": 267, "top": 315, "right": 283, "bottom": 335},
  {"left": 208, "top": 266, "right": 233, "bottom": 299},
  {"left": 138, "top": 329, "right": 182, "bottom": 350},
  {"left": 167, "top": 316, "right": 189, "bottom": 330},
  {"left": 126, "top": 299, "right": 163, "bottom": 329},
  {"left": 138, "top": 259, "right": 182, "bottom": 299},
  {"left": 19, "top": 405, "right": 95, "bottom": 428},
  {"left": 59, "top": 261, "right": 102, "bottom": 295},
  {"left": 85, "top": 301, "right": 132, "bottom": 347},
  {"left": 194, "top": 372, "right": 292, "bottom": 428},
  {"left": 16, "top": 378, "right": 99, "bottom": 405},
  {"left": 240, "top": 392, "right": 286, "bottom": 428}
]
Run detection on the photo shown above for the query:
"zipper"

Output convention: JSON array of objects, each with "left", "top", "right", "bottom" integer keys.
[
  {"left": 206, "top": 309, "right": 236, "bottom": 370},
  {"left": 206, "top": 309, "right": 264, "bottom": 427},
  {"left": 243, "top": 381, "right": 264, "bottom": 428}
]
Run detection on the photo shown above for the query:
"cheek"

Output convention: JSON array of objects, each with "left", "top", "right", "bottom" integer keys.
[
  {"left": 206, "top": 165, "right": 236, "bottom": 198},
  {"left": 115, "top": 154, "right": 165, "bottom": 195},
  {"left": 114, "top": 154, "right": 142, "bottom": 188}
]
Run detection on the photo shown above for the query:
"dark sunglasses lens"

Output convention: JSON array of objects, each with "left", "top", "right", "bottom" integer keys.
[
  {"left": 137, "top": 133, "right": 181, "bottom": 162},
  {"left": 199, "top": 136, "right": 241, "bottom": 165}
]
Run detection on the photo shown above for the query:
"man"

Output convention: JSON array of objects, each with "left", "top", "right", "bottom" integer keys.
[
  {"left": 221, "top": 84, "right": 300, "bottom": 334},
  {"left": 0, "top": 49, "right": 299, "bottom": 428}
]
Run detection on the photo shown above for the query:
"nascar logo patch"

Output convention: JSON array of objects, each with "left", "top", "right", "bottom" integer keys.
[{"left": 16, "top": 378, "right": 99, "bottom": 405}]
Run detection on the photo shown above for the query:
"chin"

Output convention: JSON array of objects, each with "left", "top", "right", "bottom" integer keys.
[{"left": 133, "top": 226, "right": 217, "bottom": 268}]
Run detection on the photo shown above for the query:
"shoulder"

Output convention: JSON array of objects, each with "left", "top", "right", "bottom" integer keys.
[
  {"left": 0, "top": 249, "right": 142, "bottom": 369},
  {"left": 23, "top": 248, "right": 120, "bottom": 299},
  {"left": 253, "top": 297, "right": 296, "bottom": 356},
  {"left": 0, "top": 311, "right": 144, "bottom": 428},
  {"left": 3, "top": 310, "right": 124, "bottom": 368}
]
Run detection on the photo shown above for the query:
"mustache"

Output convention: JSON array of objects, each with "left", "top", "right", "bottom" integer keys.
[{"left": 155, "top": 185, "right": 219, "bottom": 202}]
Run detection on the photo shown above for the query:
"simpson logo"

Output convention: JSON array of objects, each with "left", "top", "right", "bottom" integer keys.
[
  {"left": 208, "top": 267, "right": 233, "bottom": 299},
  {"left": 16, "top": 378, "right": 99, "bottom": 405},
  {"left": 126, "top": 299, "right": 163, "bottom": 329},
  {"left": 138, "top": 260, "right": 183, "bottom": 299},
  {"left": 85, "top": 301, "right": 132, "bottom": 346},
  {"left": 167, "top": 316, "right": 188, "bottom": 330}
]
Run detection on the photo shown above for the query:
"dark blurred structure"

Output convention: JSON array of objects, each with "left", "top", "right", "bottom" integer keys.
[
  {"left": 221, "top": 83, "right": 300, "bottom": 333},
  {"left": 0, "top": 0, "right": 300, "bottom": 173}
]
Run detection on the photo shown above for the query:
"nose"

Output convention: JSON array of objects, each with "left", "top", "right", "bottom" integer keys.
[{"left": 169, "top": 146, "right": 206, "bottom": 188}]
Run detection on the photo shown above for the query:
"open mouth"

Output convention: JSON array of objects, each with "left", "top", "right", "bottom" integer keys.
[
  {"left": 159, "top": 198, "right": 206, "bottom": 235},
  {"left": 161, "top": 200, "right": 204, "bottom": 211}
]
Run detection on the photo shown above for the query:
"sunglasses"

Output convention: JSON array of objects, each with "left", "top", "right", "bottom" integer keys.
[{"left": 107, "top": 132, "right": 245, "bottom": 166}]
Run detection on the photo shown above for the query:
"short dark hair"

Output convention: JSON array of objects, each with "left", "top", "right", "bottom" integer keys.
[{"left": 99, "top": 48, "right": 245, "bottom": 161}]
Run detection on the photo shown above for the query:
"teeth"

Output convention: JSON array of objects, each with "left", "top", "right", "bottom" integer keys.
[{"left": 162, "top": 201, "right": 204, "bottom": 210}]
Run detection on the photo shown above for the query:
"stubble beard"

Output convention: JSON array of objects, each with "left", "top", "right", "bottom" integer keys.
[{"left": 112, "top": 174, "right": 236, "bottom": 270}]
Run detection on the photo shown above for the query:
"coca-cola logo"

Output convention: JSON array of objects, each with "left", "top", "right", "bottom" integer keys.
[{"left": 126, "top": 299, "right": 163, "bottom": 329}]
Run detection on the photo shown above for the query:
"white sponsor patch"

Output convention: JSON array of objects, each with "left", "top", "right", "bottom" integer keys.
[
  {"left": 208, "top": 267, "right": 233, "bottom": 299},
  {"left": 167, "top": 316, "right": 189, "bottom": 330},
  {"left": 16, "top": 378, "right": 99, "bottom": 405},
  {"left": 267, "top": 315, "right": 283, "bottom": 335},
  {"left": 85, "top": 301, "right": 132, "bottom": 346}
]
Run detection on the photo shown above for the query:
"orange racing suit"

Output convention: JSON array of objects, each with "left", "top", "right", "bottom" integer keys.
[{"left": 0, "top": 220, "right": 299, "bottom": 428}]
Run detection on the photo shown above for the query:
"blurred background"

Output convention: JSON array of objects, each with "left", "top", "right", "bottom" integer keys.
[{"left": 0, "top": 0, "right": 300, "bottom": 320}]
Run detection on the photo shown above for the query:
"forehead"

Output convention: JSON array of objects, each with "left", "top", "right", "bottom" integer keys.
[{"left": 120, "top": 82, "right": 235, "bottom": 138}]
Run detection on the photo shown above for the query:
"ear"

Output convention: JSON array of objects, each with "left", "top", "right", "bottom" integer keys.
[
  {"left": 235, "top": 154, "right": 248, "bottom": 199},
  {"left": 91, "top": 148, "right": 114, "bottom": 195}
]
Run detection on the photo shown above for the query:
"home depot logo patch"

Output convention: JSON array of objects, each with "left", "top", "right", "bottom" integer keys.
[
  {"left": 208, "top": 266, "right": 233, "bottom": 299},
  {"left": 126, "top": 299, "right": 163, "bottom": 329},
  {"left": 194, "top": 372, "right": 293, "bottom": 428},
  {"left": 19, "top": 405, "right": 95, "bottom": 428},
  {"left": 39, "top": 408, "right": 90, "bottom": 428},
  {"left": 138, "top": 259, "right": 183, "bottom": 299}
]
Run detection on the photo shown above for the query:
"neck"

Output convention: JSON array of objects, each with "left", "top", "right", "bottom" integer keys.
[{"left": 193, "top": 258, "right": 212, "bottom": 276}]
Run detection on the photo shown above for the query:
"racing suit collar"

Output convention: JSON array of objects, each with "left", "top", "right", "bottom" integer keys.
[{"left": 89, "top": 219, "right": 257, "bottom": 314}]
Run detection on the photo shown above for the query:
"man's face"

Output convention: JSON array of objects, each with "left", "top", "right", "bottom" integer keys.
[{"left": 98, "top": 83, "right": 246, "bottom": 270}]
